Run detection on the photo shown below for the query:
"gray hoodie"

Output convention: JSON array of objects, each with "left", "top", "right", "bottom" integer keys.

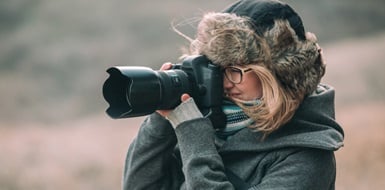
[{"left": 122, "top": 84, "right": 344, "bottom": 190}]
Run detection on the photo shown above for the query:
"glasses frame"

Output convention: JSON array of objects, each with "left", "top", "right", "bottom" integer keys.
[{"left": 223, "top": 66, "right": 253, "bottom": 84}]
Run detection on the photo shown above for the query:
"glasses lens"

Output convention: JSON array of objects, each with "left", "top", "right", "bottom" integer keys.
[{"left": 225, "top": 67, "right": 242, "bottom": 84}]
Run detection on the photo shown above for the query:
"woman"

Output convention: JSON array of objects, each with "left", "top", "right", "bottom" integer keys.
[{"left": 122, "top": 0, "right": 344, "bottom": 189}]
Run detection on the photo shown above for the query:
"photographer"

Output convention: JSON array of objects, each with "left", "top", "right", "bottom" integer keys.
[{"left": 122, "top": 0, "right": 344, "bottom": 189}]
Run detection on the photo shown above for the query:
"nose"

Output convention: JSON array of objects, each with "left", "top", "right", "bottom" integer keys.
[{"left": 223, "top": 75, "right": 234, "bottom": 89}]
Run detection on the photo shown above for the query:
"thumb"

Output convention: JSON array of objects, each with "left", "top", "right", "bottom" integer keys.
[
  {"left": 160, "top": 62, "right": 172, "bottom": 70},
  {"left": 181, "top": 93, "right": 191, "bottom": 102}
]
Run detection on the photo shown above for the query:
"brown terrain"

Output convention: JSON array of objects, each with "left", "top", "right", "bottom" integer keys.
[
  {"left": 1, "top": 33, "right": 384, "bottom": 190},
  {"left": 1, "top": 0, "right": 384, "bottom": 189}
]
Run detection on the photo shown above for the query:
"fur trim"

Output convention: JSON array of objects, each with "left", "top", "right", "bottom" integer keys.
[
  {"left": 263, "top": 20, "right": 325, "bottom": 96},
  {"left": 191, "top": 12, "right": 325, "bottom": 96},
  {"left": 191, "top": 12, "right": 270, "bottom": 66}
]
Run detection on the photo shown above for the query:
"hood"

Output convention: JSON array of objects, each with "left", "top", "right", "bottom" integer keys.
[{"left": 221, "top": 84, "right": 344, "bottom": 151}]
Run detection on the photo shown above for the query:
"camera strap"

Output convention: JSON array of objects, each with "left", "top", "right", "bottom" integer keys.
[{"left": 225, "top": 168, "right": 250, "bottom": 190}]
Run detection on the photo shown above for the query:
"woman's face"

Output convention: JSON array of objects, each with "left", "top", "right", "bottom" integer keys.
[{"left": 223, "top": 66, "right": 263, "bottom": 101}]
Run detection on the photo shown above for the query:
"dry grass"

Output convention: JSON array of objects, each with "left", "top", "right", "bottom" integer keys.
[
  {"left": 335, "top": 103, "right": 385, "bottom": 190},
  {"left": 1, "top": 103, "right": 384, "bottom": 190},
  {"left": 1, "top": 1, "right": 385, "bottom": 189},
  {"left": 0, "top": 116, "right": 142, "bottom": 190},
  {"left": 1, "top": 32, "right": 385, "bottom": 190}
]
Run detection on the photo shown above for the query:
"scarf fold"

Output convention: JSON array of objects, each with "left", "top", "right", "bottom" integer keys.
[{"left": 216, "top": 99, "right": 261, "bottom": 140}]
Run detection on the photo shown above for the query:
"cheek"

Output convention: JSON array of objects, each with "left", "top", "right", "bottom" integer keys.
[{"left": 243, "top": 75, "right": 263, "bottom": 99}]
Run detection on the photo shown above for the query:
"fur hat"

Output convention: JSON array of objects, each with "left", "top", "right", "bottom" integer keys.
[{"left": 191, "top": 0, "right": 325, "bottom": 97}]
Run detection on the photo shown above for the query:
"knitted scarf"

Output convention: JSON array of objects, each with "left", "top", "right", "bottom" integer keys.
[{"left": 216, "top": 99, "right": 261, "bottom": 140}]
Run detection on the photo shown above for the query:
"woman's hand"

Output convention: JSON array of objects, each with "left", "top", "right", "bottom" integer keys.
[
  {"left": 157, "top": 93, "right": 191, "bottom": 117},
  {"left": 156, "top": 63, "right": 191, "bottom": 117}
]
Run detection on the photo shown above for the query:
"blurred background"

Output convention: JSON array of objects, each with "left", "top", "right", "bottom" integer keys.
[{"left": 0, "top": 0, "right": 384, "bottom": 189}]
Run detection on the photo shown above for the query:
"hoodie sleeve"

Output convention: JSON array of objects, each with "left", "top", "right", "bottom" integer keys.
[
  {"left": 251, "top": 148, "right": 336, "bottom": 190},
  {"left": 174, "top": 118, "right": 235, "bottom": 190},
  {"left": 122, "top": 113, "right": 183, "bottom": 190}
]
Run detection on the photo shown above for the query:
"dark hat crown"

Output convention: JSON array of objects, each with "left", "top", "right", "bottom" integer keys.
[{"left": 224, "top": 0, "right": 306, "bottom": 41}]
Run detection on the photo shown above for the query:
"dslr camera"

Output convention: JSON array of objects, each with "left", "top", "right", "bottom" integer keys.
[{"left": 102, "top": 55, "right": 225, "bottom": 129}]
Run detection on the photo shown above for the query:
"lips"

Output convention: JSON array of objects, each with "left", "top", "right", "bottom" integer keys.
[{"left": 225, "top": 92, "right": 241, "bottom": 98}]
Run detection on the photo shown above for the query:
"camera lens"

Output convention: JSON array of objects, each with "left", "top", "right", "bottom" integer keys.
[{"left": 103, "top": 66, "right": 191, "bottom": 118}]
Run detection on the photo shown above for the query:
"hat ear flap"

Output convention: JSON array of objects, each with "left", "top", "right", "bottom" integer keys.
[
  {"left": 263, "top": 19, "right": 322, "bottom": 97},
  {"left": 264, "top": 20, "right": 299, "bottom": 52}
]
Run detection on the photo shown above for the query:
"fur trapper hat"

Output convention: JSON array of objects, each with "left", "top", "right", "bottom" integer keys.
[{"left": 191, "top": 0, "right": 325, "bottom": 97}]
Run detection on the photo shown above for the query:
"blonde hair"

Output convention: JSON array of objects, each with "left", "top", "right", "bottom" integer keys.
[{"left": 235, "top": 65, "right": 303, "bottom": 136}]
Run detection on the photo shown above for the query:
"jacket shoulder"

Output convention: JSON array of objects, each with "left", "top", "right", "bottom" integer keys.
[{"left": 257, "top": 147, "right": 336, "bottom": 190}]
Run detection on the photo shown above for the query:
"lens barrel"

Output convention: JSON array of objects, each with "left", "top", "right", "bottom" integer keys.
[{"left": 102, "top": 66, "right": 190, "bottom": 118}]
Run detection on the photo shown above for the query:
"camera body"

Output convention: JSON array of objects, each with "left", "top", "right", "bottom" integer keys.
[{"left": 102, "top": 55, "right": 225, "bottom": 129}]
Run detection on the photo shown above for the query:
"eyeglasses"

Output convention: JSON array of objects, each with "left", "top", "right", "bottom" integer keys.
[{"left": 223, "top": 66, "right": 253, "bottom": 84}]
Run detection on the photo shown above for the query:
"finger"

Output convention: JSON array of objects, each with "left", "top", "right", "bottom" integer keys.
[
  {"left": 181, "top": 93, "right": 191, "bottom": 102},
  {"left": 160, "top": 62, "right": 172, "bottom": 70},
  {"left": 156, "top": 110, "right": 171, "bottom": 117}
]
